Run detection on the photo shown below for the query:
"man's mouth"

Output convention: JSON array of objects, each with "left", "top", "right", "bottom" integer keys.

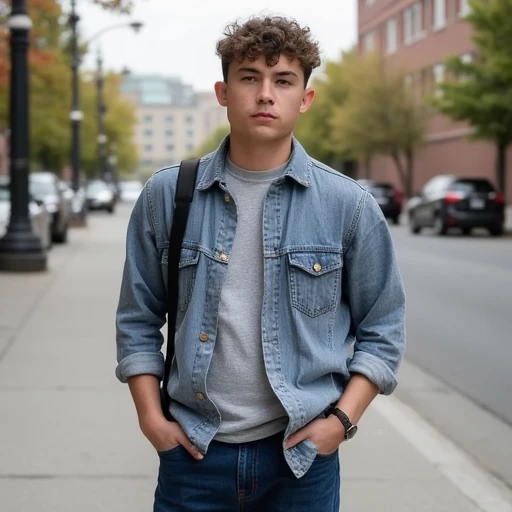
[{"left": 252, "top": 113, "right": 276, "bottom": 119}]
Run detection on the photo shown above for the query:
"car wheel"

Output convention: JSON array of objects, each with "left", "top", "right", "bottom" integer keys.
[
  {"left": 54, "top": 224, "right": 68, "bottom": 244},
  {"left": 47, "top": 225, "right": 53, "bottom": 250},
  {"left": 490, "top": 227, "right": 504, "bottom": 237},
  {"left": 433, "top": 215, "right": 447, "bottom": 236},
  {"left": 392, "top": 215, "right": 400, "bottom": 225},
  {"left": 409, "top": 213, "right": 421, "bottom": 234},
  {"left": 462, "top": 228, "right": 472, "bottom": 236}
]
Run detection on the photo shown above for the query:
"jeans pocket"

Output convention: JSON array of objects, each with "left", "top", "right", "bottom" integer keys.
[{"left": 157, "top": 444, "right": 183, "bottom": 457}]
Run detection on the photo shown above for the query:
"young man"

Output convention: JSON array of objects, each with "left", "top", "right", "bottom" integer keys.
[{"left": 116, "top": 16, "right": 406, "bottom": 512}]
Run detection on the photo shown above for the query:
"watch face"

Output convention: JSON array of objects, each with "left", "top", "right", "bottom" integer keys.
[{"left": 345, "top": 425, "right": 358, "bottom": 440}]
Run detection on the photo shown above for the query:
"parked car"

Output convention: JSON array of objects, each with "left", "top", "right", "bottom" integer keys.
[
  {"left": 358, "top": 179, "right": 403, "bottom": 224},
  {"left": 85, "top": 179, "right": 116, "bottom": 213},
  {"left": 0, "top": 179, "right": 52, "bottom": 250},
  {"left": 29, "top": 172, "right": 72, "bottom": 243},
  {"left": 119, "top": 180, "right": 144, "bottom": 202},
  {"left": 408, "top": 175, "right": 505, "bottom": 236}
]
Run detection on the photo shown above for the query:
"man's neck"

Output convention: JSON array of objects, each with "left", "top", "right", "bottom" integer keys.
[{"left": 227, "top": 132, "right": 293, "bottom": 171}]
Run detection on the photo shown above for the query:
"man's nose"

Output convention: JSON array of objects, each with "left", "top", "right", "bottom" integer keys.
[{"left": 257, "top": 79, "right": 275, "bottom": 104}]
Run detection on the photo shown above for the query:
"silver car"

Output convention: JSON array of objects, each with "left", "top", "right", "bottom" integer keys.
[
  {"left": 29, "top": 172, "right": 72, "bottom": 243},
  {"left": 0, "top": 181, "right": 52, "bottom": 250}
]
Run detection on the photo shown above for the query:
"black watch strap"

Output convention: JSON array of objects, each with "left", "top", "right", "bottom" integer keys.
[{"left": 330, "top": 407, "right": 358, "bottom": 441}]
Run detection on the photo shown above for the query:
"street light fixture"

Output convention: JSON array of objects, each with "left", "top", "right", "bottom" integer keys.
[
  {"left": 0, "top": 0, "right": 47, "bottom": 272},
  {"left": 68, "top": 0, "right": 143, "bottom": 193}
]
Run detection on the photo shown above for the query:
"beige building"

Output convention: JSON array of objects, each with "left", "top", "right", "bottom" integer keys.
[{"left": 120, "top": 75, "right": 227, "bottom": 174}]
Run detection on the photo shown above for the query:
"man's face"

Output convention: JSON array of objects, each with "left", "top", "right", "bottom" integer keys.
[{"left": 214, "top": 55, "right": 315, "bottom": 143}]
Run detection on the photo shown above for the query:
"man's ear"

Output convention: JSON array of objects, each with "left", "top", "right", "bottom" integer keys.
[
  {"left": 215, "top": 81, "right": 228, "bottom": 107},
  {"left": 300, "top": 88, "right": 316, "bottom": 113}
]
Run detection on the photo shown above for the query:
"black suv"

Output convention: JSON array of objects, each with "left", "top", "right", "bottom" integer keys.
[
  {"left": 358, "top": 179, "right": 403, "bottom": 225},
  {"left": 408, "top": 175, "right": 505, "bottom": 236}
]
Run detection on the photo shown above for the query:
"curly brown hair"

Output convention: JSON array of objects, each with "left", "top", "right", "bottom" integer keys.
[{"left": 216, "top": 16, "right": 321, "bottom": 86}]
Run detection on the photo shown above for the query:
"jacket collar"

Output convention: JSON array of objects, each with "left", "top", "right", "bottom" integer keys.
[{"left": 196, "top": 135, "right": 312, "bottom": 191}]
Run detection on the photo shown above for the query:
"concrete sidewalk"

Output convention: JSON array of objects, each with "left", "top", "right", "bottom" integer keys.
[{"left": 0, "top": 206, "right": 511, "bottom": 512}]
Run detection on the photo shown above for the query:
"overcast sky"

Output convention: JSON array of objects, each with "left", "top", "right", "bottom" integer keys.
[{"left": 73, "top": 0, "right": 357, "bottom": 92}]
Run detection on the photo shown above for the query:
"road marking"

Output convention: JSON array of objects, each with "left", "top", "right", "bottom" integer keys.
[{"left": 373, "top": 395, "right": 512, "bottom": 512}]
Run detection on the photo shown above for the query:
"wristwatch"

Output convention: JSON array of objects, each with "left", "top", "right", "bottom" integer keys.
[{"left": 329, "top": 407, "right": 358, "bottom": 441}]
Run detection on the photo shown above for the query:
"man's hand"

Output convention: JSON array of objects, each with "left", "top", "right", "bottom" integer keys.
[
  {"left": 285, "top": 416, "right": 345, "bottom": 455},
  {"left": 139, "top": 413, "right": 204, "bottom": 460}
]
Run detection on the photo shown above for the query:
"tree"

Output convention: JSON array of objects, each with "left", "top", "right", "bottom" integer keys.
[
  {"left": 92, "top": 0, "right": 138, "bottom": 12},
  {"left": 293, "top": 56, "right": 352, "bottom": 172},
  {"left": 435, "top": 0, "right": 512, "bottom": 194},
  {"left": 329, "top": 52, "right": 427, "bottom": 197}
]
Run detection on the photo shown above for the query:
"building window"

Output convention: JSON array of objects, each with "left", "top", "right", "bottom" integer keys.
[
  {"left": 165, "top": 115, "right": 173, "bottom": 123},
  {"left": 186, "top": 144, "right": 194, "bottom": 152},
  {"left": 459, "top": 0, "right": 471, "bottom": 16},
  {"left": 167, "top": 144, "right": 175, "bottom": 152},
  {"left": 144, "top": 144, "right": 153, "bottom": 152},
  {"left": 365, "top": 0, "right": 375, "bottom": 5},
  {"left": 143, "top": 114, "right": 152, "bottom": 123},
  {"left": 363, "top": 30, "right": 376, "bottom": 52},
  {"left": 386, "top": 18, "right": 397, "bottom": 54},
  {"left": 433, "top": 0, "right": 446, "bottom": 30},
  {"left": 404, "top": 2, "right": 423, "bottom": 45},
  {"left": 144, "top": 129, "right": 153, "bottom": 137},
  {"left": 186, "top": 129, "right": 194, "bottom": 138},
  {"left": 185, "top": 115, "right": 194, "bottom": 124},
  {"left": 433, "top": 63, "right": 445, "bottom": 97},
  {"left": 165, "top": 130, "right": 173, "bottom": 137}
]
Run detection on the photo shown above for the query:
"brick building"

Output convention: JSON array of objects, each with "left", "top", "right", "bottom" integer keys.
[{"left": 358, "top": 0, "right": 512, "bottom": 201}]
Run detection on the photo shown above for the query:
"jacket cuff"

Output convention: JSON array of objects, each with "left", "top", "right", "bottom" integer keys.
[
  {"left": 348, "top": 351, "right": 398, "bottom": 395},
  {"left": 115, "top": 352, "right": 165, "bottom": 383}
]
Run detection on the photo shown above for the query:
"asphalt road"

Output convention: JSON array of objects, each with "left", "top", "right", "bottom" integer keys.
[{"left": 390, "top": 222, "right": 512, "bottom": 426}]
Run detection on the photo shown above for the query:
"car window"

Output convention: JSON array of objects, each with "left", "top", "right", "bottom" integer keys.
[
  {"left": 0, "top": 185, "right": 9, "bottom": 201},
  {"left": 450, "top": 180, "right": 495, "bottom": 193},
  {"left": 86, "top": 181, "right": 109, "bottom": 193},
  {"left": 30, "top": 180, "right": 55, "bottom": 196}
]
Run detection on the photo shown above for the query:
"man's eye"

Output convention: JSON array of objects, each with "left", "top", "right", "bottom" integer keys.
[
  {"left": 242, "top": 76, "right": 257, "bottom": 82},
  {"left": 277, "top": 80, "right": 291, "bottom": 86}
]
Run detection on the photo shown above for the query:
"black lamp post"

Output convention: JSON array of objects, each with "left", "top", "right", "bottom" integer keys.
[
  {"left": 69, "top": 0, "right": 82, "bottom": 195},
  {"left": 0, "top": 0, "right": 46, "bottom": 272},
  {"left": 96, "top": 49, "right": 107, "bottom": 180}
]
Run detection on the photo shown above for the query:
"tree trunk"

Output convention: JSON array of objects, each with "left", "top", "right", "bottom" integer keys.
[
  {"left": 390, "top": 152, "right": 407, "bottom": 193},
  {"left": 405, "top": 148, "right": 414, "bottom": 199},
  {"left": 495, "top": 141, "right": 507, "bottom": 194}
]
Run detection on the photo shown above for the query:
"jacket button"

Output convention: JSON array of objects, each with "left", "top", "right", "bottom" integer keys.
[
  {"left": 219, "top": 252, "right": 228, "bottom": 262},
  {"left": 224, "top": 193, "right": 230, "bottom": 203},
  {"left": 196, "top": 392, "right": 205, "bottom": 400},
  {"left": 313, "top": 263, "right": 322, "bottom": 272},
  {"left": 199, "top": 332, "right": 209, "bottom": 342}
]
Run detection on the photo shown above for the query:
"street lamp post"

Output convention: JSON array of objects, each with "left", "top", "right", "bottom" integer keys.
[
  {"left": 0, "top": 0, "right": 46, "bottom": 272},
  {"left": 69, "top": 0, "right": 82, "bottom": 195},
  {"left": 69, "top": 15, "right": 143, "bottom": 186},
  {"left": 96, "top": 49, "right": 107, "bottom": 179}
]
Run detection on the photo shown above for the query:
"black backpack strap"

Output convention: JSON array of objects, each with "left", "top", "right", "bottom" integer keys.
[{"left": 161, "top": 158, "right": 200, "bottom": 420}]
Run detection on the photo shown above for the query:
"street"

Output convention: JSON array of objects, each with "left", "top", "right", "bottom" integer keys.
[
  {"left": 391, "top": 223, "right": 512, "bottom": 426},
  {"left": 1, "top": 204, "right": 512, "bottom": 512}
]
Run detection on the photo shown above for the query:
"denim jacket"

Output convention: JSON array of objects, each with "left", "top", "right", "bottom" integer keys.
[{"left": 116, "top": 137, "right": 406, "bottom": 478}]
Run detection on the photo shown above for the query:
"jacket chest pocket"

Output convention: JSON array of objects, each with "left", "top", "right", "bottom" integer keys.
[
  {"left": 161, "top": 248, "right": 200, "bottom": 312},
  {"left": 288, "top": 251, "right": 342, "bottom": 318}
]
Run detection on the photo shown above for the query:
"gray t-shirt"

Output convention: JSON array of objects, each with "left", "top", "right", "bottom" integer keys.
[{"left": 206, "top": 157, "right": 289, "bottom": 443}]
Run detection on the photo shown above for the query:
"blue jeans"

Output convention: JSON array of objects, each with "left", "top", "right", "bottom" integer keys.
[{"left": 154, "top": 431, "right": 340, "bottom": 511}]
